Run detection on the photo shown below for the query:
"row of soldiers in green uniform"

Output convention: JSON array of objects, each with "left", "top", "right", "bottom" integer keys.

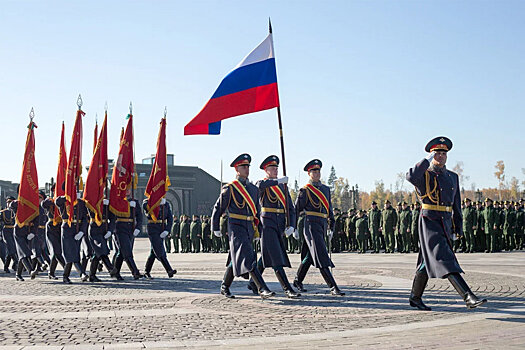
[{"left": 456, "top": 198, "right": 525, "bottom": 253}]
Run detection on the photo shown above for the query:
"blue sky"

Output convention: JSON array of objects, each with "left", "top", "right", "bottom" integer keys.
[{"left": 0, "top": 1, "right": 523, "bottom": 191}]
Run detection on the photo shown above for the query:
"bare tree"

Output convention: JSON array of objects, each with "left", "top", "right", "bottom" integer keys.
[
  {"left": 453, "top": 161, "right": 470, "bottom": 193},
  {"left": 494, "top": 160, "right": 506, "bottom": 200}
]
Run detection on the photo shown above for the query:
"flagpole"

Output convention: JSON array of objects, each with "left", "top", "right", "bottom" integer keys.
[
  {"left": 129, "top": 102, "right": 136, "bottom": 230},
  {"left": 76, "top": 94, "right": 83, "bottom": 233},
  {"left": 270, "top": 19, "right": 290, "bottom": 228},
  {"left": 104, "top": 103, "right": 109, "bottom": 234}
]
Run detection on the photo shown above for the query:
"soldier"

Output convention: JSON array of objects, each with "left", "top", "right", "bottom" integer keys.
[
  {"left": 483, "top": 198, "right": 498, "bottom": 253},
  {"left": 399, "top": 202, "right": 411, "bottom": 253},
  {"left": 515, "top": 201, "right": 524, "bottom": 250},
  {"left": 170, "top": 215, "right": 180, "bottom": 253},
  {"left": 346, "top": 208, "right": 357, "bottom": 251},
  {"left": 202, "top": 216, "right": 212, "bottom": 253},
  {"left": 355, "top": 210, "right": 368, "bottom": 253},
  {"left": 410, "top": 202, "right": 421, "bottom": 253},
  {"left": 296, "top": 210, "right": 306, "bottom": 254},
  {"left": 10, "top": 197, "right": 39, "bottom": 281},
  {"left": 332, "top": 208, "right": 343, "bottom": 253},
  {"left": 381, "top": 200, "right": 397, "bottom": 254},
  {"left": 110, "top": 188, "right": 143, "bottom": 280},
  {"left": 212, "top": 154, "right": 274, "bottom": 299},
  {"left": 180, "top": 215, "right": 191, "bottom": 253},
  {"left": 368, "top": 201, "right": 381, "bottom": 253},
  {"left": 293, "top": 159, "right": 345, "bottom": 296},
  {"left": 407, "top": 136, "right": 486, "bottom": 310},
  {"left": 0, "top": 196, "right": 18, "bottom": 274},
  {"left": 503, "top": 201, "right": 516, "bottom": 252},
  {"left": 142, "top": 198, "right": 176, "bottom": 279},
  {"left": 41, "top": 190, "right": 66, "bottom": 279},
  {"left": 55, "top": 191, "right": 89, "bottom": 283},
  {"left": 33, "top": 191, "right": 50, "bottom": 272},
  {"left": 190, "top": 215, "right": 202, "bottom": 253},
  {"left": 475, "top": 201, "right": 485, "bottom": 252},
  {"left": 462, "top": 198, "right": 476, "bottom": 253},
  {"left": 496, "top": 201, "right": 504, "bottom": 252},
  {"left": 85, "top": 197, "right": 115, "bottom": 282},
  {"left": 244, "top": 155, "right": 299, "bottom": 298},
  {"left": 219, "top": 213, "right": 229, "bottom": 253}
]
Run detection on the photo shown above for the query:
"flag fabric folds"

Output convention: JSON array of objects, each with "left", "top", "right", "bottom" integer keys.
[
  {"left": 53, "top": 122, "right": 68, "bottom": 225},
  {"left": 65, "top": 109, "right": 85, "bottom": 225},
  {"left": 184, "top": 33, "right": 280, "bottom": 135},
  {"left": 16, "top": 120, "right": 39, "bottom": 227},
  {"left": 84, "top": 112, "right": 108, "bottom": 225},
  {"left": 109, "top": 114, "right": 135, "bottom": 217},
  {"left": 145, "top": 117, "right": 170, "bottom": 220}
]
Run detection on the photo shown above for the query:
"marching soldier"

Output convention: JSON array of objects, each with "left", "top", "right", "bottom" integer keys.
[
  {"left": 368, "top": 201, "right": 381, "bottom": 253},
  {"left": 381, "top": 200, "right": 397, "bottom": 254},
  {"left": 212, "top": 153, "right": 274, "bottom": 299},
  {"left": 10, "top": 197, "right": 39, "bottom": 281},
  {"left": 55, "top": 191, "right": 89, "bottom": 283},
  {"left": 85, "top": 198, "right": 115, "bottom": 282},
  {"left": 143, "top": 198, "right": 176, "bottom": 279},
  {"left": 33, "top": 191, "right": 50, "bottom": 272},
  {"left": 41, "top": 189, "right": 66, "bottom": 279},
  {"left": 110, "top": 188, "right": 143, "bottom": 280},
  {"left": 0, "top": 196, "right": 18, "bottom": 273},
  {"left": 406, "top": 136, "right": 486, "bottom": 310},
  {"left": 247, "top": 155, "right": 299, "bottom": 298},
  {"left": 293, "top": 159, "right": 345, "bottom": 296}
]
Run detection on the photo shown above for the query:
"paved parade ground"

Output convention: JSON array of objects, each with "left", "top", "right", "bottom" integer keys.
[{"left": 0, "top": 238, "right": 523, "bottom": 349}]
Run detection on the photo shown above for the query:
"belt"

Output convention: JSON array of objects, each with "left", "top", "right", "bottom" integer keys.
[
  {"left": 261, "top": 207, "right": 285, "bottom": 214},
  {"left": 305, "top": 211, "right": 328, "bottom": 219},
  {"left": 90, "top": 220, "right": 108, "bottom": 224},
  {"left": 422, "top": 204, "right": 452, "bottom": 212},
  {"left": 228, "top": 213, "right": 254, "bottom": 221},
  {"left": 116, "top": 218, "right": 134, "bottom": 223},
  {"left": 148, "top": 219, "right": 167, "bottom": 224},
  {"left": 38, "top": 225, "right": 45, "bottom": 229},
  {"left": 4, "top": 225, "right": 14, "bottom": 229}
]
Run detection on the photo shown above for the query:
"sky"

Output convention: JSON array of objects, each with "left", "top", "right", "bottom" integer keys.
[{"left": 0, "top": 0, "right": 523, "bottom": 192}]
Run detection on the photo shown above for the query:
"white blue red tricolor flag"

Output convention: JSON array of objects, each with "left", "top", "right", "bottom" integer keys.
[{"left": 184, "top": 32, "right": 280, "bottom": 135}]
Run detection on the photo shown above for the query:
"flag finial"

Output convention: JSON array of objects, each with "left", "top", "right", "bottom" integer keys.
[
  {"left": 269, "top": 18, "right": 272, "bottom": 34},
  {"left": 129, "top": 101, "right": 133, "bottom": 115},
  {"left": 77, "top": 94, "right": 83, "bottom": 110},
  {"left": 164, "top": 106, "right": 167, "bottom": 118},
  {"left": 104, "top": 101, "right": 108, "bottom": 112},
  {"left": 29, "top": 107, "right": 35, "bottom": 121}
]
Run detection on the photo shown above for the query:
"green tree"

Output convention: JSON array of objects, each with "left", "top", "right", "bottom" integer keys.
[{"left": 327, "top": 166, "right": 337, "bottom": 193}]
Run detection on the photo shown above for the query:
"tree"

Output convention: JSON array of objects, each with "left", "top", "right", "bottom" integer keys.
[
  {"left": 509, "top": 177, "right": 520, "bottom": 200},
  {"left": 370, "top": 180, "right": 387, "bottom": 206},
  {"left": 494, "top": 161, "right": 506, "bottom": 200},
  {"left": 327, "top": 166, "right": 337, "bottom": 193},
  {"left": 289, "top": 179, "right": 299, "bottom": 203},
  {"left": 453, "top": 161, "right": 470, "bottom": 194}
]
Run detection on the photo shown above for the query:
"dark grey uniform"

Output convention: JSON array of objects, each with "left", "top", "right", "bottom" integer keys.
[
  {"left": 0, "top": 208, "right": 18, "bottom": 271},
  {"left": 41, "top": 198, "right": 66, "bottom": 278}
]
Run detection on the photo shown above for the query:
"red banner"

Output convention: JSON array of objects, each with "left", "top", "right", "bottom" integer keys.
[
  {"left": 65, "top": 109, "right": 85, "bottom": 224},
  {"left": 53, "top": 122, "right": 68, "bottom": 225},
  {"left": 109, "top": 114, "right": 134, "bottom": 217},
  {"left": 145, "top": 118, "right": 170, "bottom": 220},
  {"left": 16, "top": 120, "right": 39, "bottom": 227},
  {"left": 84, "top": 112, "right": 108, "bottom": 225}
]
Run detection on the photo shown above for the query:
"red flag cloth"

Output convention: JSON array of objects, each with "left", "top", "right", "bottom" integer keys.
[
  {"left": 84, "top": 112, "right": 108, "bottom": 225},
  {"left": 109, "top": 114, "right": 134, "bottom": 217},
  {"left": 16, "top": 120, "right": 39, "bottom": 227},
  {"left": 53, "top": 122, "right": 68, "bottom": 225},
  {"left": 65, "top": 109, "right": 85, "bottom": 224},
  {"left": 145, "top": 118, "right": 170, "bottom": 220},
  {"left": 93, "top": 120, "right": 98, "bottom": 153}
]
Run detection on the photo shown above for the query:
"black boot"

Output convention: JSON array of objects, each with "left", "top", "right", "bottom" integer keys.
[
  {"left": 447, "top": 273, "right": 487, "bottom": 309},
  {"left": 110, "top": 255, "right": 124, "bottom": 280},
  {"left": 275, "top": 268, "right": 300, "bottom": 298},
  {"left": 4, "top": 256, "right": 11, "bottom": 273},
  {"left": 63, "top": 262, "right": 73, "bottom": 284},
  {"left": 80, "top": 256, "right": 89, "bottom": 275},
  {"left": 125, "top": 257, "right": 143, "bottom": 279},
  {"left": 249, "top": 267, "right": 275, "bottom": 299},
  {"left": 89, "top": 257, "right": 101, "bottom": 282},
  {"left": 100, "top": 255, "right": 115, "bottom": 273},
  {"left": 74, "top": 262, "right": 89, "bottom": 282},
  {"left": 247, "top": 259, "right": 264, "bottom": 295},
  {"left": 16, "top": 260, "right": 24, "bottom": 281},
  {"left": 409, "top": 270, "right": 431, "bottom": 311},
  {"left": 220, "top": 265, "right": 235, "bottom": 298},
  {"left": 293, "top": 261, "right": 310, "bottom": 292},
  {"left": 37, "top": 256, "right": 48, "bottom": 271},
  {"left": 48, "top": 258, "right": 59, "bottom": 280},
  {"left": 319, "top": 267, "right": 345, "bottom": 296},
  {"left": 159, "top": 256, "right": 177, "bottom": 278},
  {"left": 144, "top": 254, "right": 155, "bottom": 280}
]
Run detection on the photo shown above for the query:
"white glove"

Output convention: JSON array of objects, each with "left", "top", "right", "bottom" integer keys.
[
  {"left": 327, "top": 230, "right": 333, "bottom": 241},
  {"left": 292, "top": 229, "right": 300, "bottom": 240},
  {"left": 77, "top": 192, "right": 82, "bottom": 198},
  {"left": 284, "top": 226, "right": 294, "bottom": 237},
  {"left": 277, "top": 176, "right": 289, "bottom": 184},
  {"left": 160, "top": 198, "right": 166, "bottom": 205},
  {"left": 103, "top": 199, "right": 109, "bottom": 205},
  {"left": 129, "top": 201, "right": 136, "bottom": 208},
  {"left": 160, "top": 230, "right": 169, "bottom": 239},
  {"left": 104, "top": 231, "right": 112, "bottom": 239},
  {"left": 74, "top": 231, "right": 84, "bottom": 241},
  {"left": 213, "top": 230, "right": 222, "bottom": 238},
  {"left": 425, "top": 151, "right": 435, "bottom": 162},
  {"left": 133, "top": 229, "right": 140, "bottom": 237},
  {"left": 27, "top": 233, "right": 35, "bottom": 240}
]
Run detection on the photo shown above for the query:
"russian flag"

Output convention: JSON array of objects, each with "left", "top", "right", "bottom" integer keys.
[{"left": 184, "top": 33, "right": 280, "bottom": 135}]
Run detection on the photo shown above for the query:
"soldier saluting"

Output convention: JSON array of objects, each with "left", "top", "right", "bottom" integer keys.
[
  {"left": 406, "top": 136, "right": 487, "bottom": 310},
  {"left": 212, "top": 153, "right": 274, "bottom": 299},
  {"left": 293, "top": 159, "right": 345, "bottom": 296}
]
